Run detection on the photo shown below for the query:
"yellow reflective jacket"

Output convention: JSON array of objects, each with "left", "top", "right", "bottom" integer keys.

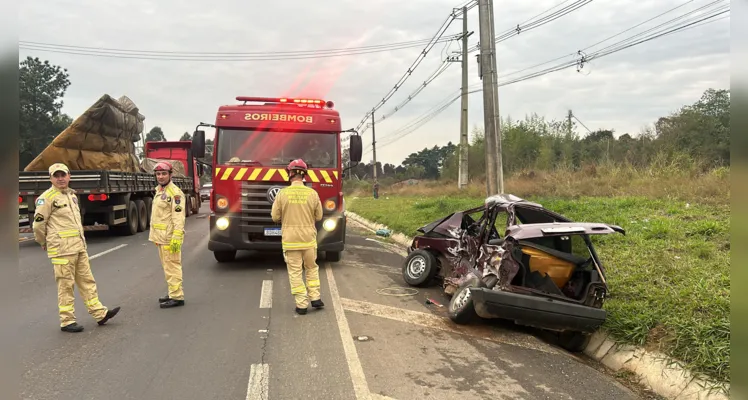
[
  {"left": 32, "top": 186, "right": 86, "bottom": 258},
  {"left": 270, "top": 181, "right": 323, "bottom": 250},
  {"left": 148, "top": 181, "right": 186, "bottom": 245}
]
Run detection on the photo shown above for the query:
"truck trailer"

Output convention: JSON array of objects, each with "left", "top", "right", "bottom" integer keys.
[{"left": 18, "top": 94, "right": 204, "bottom": 236}]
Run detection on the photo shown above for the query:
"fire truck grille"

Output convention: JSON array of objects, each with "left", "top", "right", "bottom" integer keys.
[{"left": 239, "top": 181, "right": 313, "bottom": 228}]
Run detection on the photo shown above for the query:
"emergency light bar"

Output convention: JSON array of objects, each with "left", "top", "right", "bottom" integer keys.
[{"left": 235, "top": 96, "right": 334, "bottom": 109}]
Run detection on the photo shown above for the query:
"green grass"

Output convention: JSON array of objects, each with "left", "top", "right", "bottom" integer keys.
[{"left": 348, "top": 194, "right": 730, "bottom": 385}]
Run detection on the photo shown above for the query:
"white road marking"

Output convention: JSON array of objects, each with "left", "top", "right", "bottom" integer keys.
[
  {"left": 246, "top": 363, "right": 269, "bottom": 400},
  {"left": 340, "top": 297, "right": 559, "bottom": 355},
  {"left": 259, "top": 280, "right": 273, "bottom": 308},
  {"left": 326, "top": 263, "right": 373, "bottom": 400},
  {"left": 371, "top": 394, "right": 397, "bottom": 400},
  {"left": 89, "top": 244, "right": 128, "bottom": 260}
]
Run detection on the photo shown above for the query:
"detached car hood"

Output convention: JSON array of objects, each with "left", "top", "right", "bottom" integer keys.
[{"left": 505, "top": 222, "right": 625, "bottom": 240}]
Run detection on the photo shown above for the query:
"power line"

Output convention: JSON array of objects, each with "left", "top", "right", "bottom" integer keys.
[
  {"left": 466, "top": 0, "right": 595, "bottom": 52},
  {"left": 19, "top": 35, "right": 464, "bottom": 61},
  {"left": 354, "top": 2, "right": 477, "bottom": 133},
  {"left": 372, "top": 6, "right": 728, "bottom": 151}
]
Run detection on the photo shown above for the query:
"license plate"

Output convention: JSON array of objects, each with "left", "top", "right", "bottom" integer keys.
[{"left": 264, "top": 228, "right": 282, "bottom": 236}]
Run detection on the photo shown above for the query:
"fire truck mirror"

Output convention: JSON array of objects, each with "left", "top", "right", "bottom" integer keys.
[
  {"left": 192, "top": 130, "right": 206, "bottom": 158},
  {"left": 349, "top": 134, "right": 363, "bottom": 163}
]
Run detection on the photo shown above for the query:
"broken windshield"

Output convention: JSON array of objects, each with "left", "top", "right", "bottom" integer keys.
[{"left": 216, "top": 128, "right": 338, "bottom": 168}]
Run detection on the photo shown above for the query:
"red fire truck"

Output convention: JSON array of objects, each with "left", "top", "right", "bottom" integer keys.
[{"left": 191, "top": 96, "right": 363, "bottom": 263}]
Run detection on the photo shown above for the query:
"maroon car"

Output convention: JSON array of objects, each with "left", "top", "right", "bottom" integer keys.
[{"left": 401, "top": 194, "right": 625, "bottom": 352}]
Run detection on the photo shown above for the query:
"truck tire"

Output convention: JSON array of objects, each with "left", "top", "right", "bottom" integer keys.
[
  {"left": 325, "top": 251, "right": 342, "bottom": 262},
  {"left": 213, "top": 251, "right": 236, "bottom": 263},
  {"left": 115, "top": 200, "right": 139, "bottom": 236},
  {"left": 143, "top": 197, "right": 153, "bottom": 228},
  {"left": 135, "top": 199, "right": 147, "bottom": 232},
  {"left": 184, "top": 195, "right": 192, "bottom": 217}
]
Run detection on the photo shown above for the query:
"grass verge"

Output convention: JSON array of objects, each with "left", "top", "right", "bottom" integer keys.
[{"left": 346, "top": 192, "right": 730, "bottom": 386}]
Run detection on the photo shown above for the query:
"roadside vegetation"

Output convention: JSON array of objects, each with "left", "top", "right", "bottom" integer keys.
[{"left": 342, "top": 88, "right": 731, "bottom": 387}]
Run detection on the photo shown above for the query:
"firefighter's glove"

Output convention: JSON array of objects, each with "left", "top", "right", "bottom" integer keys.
[{"left": 169, "top": 237, "right": 182, "bottom": 254}]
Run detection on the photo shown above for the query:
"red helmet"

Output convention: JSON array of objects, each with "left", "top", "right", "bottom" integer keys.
[
  {"left": 153, "top": 161, "right": 173, "bottom": 173},
  {"left": 287, "top": 159, "right": 308, "bottom": 173}
]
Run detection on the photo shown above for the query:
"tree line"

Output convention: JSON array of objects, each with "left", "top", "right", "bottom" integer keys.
[{"left": 345, "top": 87, "right": 730, "bottom": 182}]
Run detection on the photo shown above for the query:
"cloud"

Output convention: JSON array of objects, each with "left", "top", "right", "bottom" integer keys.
[{"left": 20, "top": 0, "right": 730, "bottom": 165}]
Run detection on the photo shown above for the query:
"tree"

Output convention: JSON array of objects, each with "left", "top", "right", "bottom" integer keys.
[
  {"left": 19, "top": 57, "right": 72, "bottom": 167},
  {"left": 145, "top": 126, "right": 166, "bottom": 142},
  {"left": 179, "top": 131, "right": 192, "bottom": 141}
]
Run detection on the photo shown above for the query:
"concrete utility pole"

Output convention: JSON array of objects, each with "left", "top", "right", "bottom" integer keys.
[
  {"left": 371, "top": 111, "right": 378, "bottom": 182},
  {"left": 458, "top": 5, "right": 470, "bottom": 189},
  {"left": 477, "top": 0, "right": 504, "bottom": 196},
  {"left": 567, "top": 109, "right": 573, "bottom": 136}
]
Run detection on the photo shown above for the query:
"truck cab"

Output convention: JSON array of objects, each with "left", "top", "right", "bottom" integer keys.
[{"left": 191, "top": 96, "right": 363, "bottom": 263}]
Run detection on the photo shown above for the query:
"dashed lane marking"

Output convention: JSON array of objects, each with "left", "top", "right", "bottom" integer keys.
[
  {"left": 259, "top": 280, "right": 273, "bottom": 308},
  {"left": 245, "top": 363, "right": 269, "bottom": 400},
  {"left": 90, "top": 244, "right": 128, "bottom": 260},
  {"left": 326, "top": 263, "right": 373, "bottom": 400},
  {"left": 340, "top": 297, "right": 560, "bottom": 355}
]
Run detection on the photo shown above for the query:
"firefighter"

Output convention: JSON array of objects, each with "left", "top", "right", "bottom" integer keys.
[
  {"left": 32, "top": 163, "right": 121, "bottom": 332},
  {"left": 270, "top": 159, "right": 324, "bottom": 315},
  {"left": 148, "top": 161, "right": 187, "bottom": 308}
]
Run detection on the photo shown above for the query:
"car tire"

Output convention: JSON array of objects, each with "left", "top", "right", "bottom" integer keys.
[
  {"left": 448, "top": 276, "right": 486, "bottom": 325},
  {"left": 401, "top": 249, "right": 438, "bottom": 287},
  {"left": 213, "top": 250, "right": 236, "bottom": 263},
  {"left": 558, "top": 330, "right": 591, "bottom": 353}
]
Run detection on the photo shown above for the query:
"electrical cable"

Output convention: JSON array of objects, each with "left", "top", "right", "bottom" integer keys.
[
  {"left": 370, "top": 7, "right": 728, "bottom": 151},
  {"left": 19, "top": 34, "right": 464, "bottom": 61}
]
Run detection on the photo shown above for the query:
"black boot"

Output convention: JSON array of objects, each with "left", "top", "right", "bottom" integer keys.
[
  {"left": 295, "top": 306, "right": 308, "bottom": 315},
  {"left": 61, "top": 322, "right": 84, "bottom": 333},
  {"left": 158, "top": 294, "right": 170, "bottom": 303},
  {"left": 97, "top": 306, "right": 121, "bottom": 326},
  {"left": 160, "top": 299, "right": 185, "bottom": 308},
  {"left": 311, "top": 299, "right": 325, "bottom": 309}
]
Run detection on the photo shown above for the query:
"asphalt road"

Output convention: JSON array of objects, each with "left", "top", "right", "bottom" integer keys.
[{"left": 19, "top": 204, "right": 639, "bottom": 400}]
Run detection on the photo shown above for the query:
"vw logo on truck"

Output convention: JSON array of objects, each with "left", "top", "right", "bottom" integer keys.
[{"left": 266, "top": 186, "right": 282, "bottom": 204}]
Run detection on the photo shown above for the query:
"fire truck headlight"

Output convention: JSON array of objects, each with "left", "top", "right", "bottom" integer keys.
[
  {"left": 323, "top": 218, "right": 337, "bottom": 232},
  {"left": 216, "top": 217, "right": 230, "bottom": 231}
]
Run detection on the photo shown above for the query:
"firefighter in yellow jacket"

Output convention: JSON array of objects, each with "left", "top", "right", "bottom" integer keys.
[
  {"left": 32, "top": 163, "right": 121, "bottom": 332},
  {"left": 271, "top": 159, "right": 324, "bottom": 315},
  {"left": 148, "top": 161, "right": 187, "bottom": 308}
]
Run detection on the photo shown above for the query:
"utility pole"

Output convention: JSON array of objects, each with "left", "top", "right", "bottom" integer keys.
[
  {"left": 447, "top": 7, "right": 472, "bottom": 189},
  {"left": 567, "top": 109, "right": 573, "bottom": 136},
  {"left": 371, "top": 111, "right": 378, "bottom": 182},
  {"left": 477, "top": 0, "right": 504, "bottom": 195},
  {"left": 458, "top": 5, "right": 470, "bottom": 189}
]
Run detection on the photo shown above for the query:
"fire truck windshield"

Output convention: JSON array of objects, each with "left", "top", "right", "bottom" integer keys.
[{"left": 216, "top": 129, "right": 338, "bottom": 168}]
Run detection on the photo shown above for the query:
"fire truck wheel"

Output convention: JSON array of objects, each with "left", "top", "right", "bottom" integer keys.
[
  {"left": 213, "top": 251, "right": 236, "bottom": 263},
  {"left": 325, "top": 251, "right": 342, "bottom": 262}
]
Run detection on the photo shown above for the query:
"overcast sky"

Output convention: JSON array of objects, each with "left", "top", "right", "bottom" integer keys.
[{"left": 19, "top": 0, "right": 730, "bottom": 166}]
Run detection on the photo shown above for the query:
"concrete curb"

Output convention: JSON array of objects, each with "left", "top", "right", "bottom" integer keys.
[{"left": 345, "top": 210, "right": 729, "bottom": 400}]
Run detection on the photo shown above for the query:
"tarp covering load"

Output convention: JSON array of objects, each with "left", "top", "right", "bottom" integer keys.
[
  {"left": 24, "top": 94, "right": 145, "bottom": 173},
  {"left": 139, "top": 158, "right": 187, "bottom": 178}
]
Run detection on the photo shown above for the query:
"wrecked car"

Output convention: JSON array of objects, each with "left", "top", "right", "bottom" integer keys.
[{"left": 401, "top": 194, "right": 625, "bottom": 352}]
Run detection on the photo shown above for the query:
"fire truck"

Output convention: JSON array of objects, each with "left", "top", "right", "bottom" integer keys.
[{"left": 191, "top": 96, "right": 363, "bottom": 263}]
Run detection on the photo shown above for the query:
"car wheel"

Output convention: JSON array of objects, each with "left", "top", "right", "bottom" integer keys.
[
  {"left": 448, "top": 276, "right": 485, "bottom": 325},
  {"left": 558, "top": 331, "right": 591, "bottom": 353},
  {"left": 401, "top": 249, "right": 438, "bottom": 287},
  {"left": 325, "top": 251, "right": 342, "bottom": 262}
]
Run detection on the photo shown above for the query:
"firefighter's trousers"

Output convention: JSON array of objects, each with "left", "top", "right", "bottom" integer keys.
[
  {"left": 283, "top": 248, "right": 321, "bottom": 308},
  {"left": 50, "top": 252, "right": 109, "bottom": 327},
  {"left": 157, "top": 244, "right": 184, "bottom": 300}
]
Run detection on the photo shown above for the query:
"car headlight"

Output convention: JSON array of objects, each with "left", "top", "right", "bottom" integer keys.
[
  {"left": 216, "top": 217, "right": 229, "bottom": 230},
  {"left": 323, "top": 218, "right": 336, "bottom": 232}
]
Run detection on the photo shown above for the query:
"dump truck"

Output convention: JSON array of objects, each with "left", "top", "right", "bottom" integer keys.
[
  {"left": 191, "top": 96, "right": 363, "bottom": 263},
  {"left": 18, "top": 94, "right": 205, "bottom": 236}
]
